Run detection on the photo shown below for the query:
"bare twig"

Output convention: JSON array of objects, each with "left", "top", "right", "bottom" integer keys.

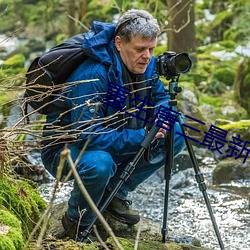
[
  {"left": 61, "top": 148, "right": 124, "bottom": 250},
  {"left": 134, "top": 220, "right": 142, "bottom": 250},
  {"left": 68, "top": 14, "right": 90, "bottom": 31},
  {"left": 93, "top": 225, "right": 110, "bottom": 250}
]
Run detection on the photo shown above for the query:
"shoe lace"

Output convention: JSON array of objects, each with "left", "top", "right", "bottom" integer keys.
[{"left": 123, "top": 199, "right": 132, "bottom": 209}]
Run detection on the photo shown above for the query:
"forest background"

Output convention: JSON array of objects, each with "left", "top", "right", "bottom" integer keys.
[
  {"left": 0, "top": 0, "right": 250, "bottom": 249},
  {"left": 0, "top": 0, "right": 250, "bottom": 125}
]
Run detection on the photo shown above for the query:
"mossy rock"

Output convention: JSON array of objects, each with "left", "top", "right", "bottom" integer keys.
[
  {"left": 0, "top": 209, "right": 24, "bottom": 250},
  {"left": 213, "top": 157, "right": 250, "bottom": 184},
  {"left": 0, "top": 174, "right": 47, "bottom": 239},
  {"left": 106, "top": 237, "right": 210, "bottom": 250},
  {"left": 218, "top": 120, "right": 250, "bottom": 141},
  {"left": 199, "top": 92, "right": 248, "bottom": 122}
]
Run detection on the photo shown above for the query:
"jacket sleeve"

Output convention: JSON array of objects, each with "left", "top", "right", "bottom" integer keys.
[
  {"left": 65, "top": 61, "right": 146, "bottom": 156},
  {"left": 145, "top": 57, "right": 170, "bottom": 111}
]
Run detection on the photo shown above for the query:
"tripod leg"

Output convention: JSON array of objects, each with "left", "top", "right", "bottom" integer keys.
[
  {"left": 178, "top": 116, "right": 225, "bottom": 250},
  {"left": 162, "top": 127, "right": 175, "bottom": 243}
]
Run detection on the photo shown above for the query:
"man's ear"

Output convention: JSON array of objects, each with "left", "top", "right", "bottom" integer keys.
[{"left": 115, "top": 36, "right": 122, "bottom": 51}]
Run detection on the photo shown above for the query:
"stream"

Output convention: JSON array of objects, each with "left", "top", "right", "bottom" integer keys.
[{"left": 38, "top": 155, "right": 250, "bottom": 250}]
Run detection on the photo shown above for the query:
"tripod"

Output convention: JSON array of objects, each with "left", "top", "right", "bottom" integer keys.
[
  {"left": 161, "top": 77, "right": 225, "bottom": 249},
  {"left": 82, "top": 77, "right": 225, "bottom": 250}
]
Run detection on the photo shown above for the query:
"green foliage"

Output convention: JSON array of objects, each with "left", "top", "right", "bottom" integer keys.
[
  {"left": 199, "top": 95, "right": 224, "bottom": 107},
  {"left": 1, "top": 54, "right": 25, "bottom": 69},
  {"left": 208, "top": 10, "right": 234, "bottom": 42},
  {"left": 234, "top": 57, "right": 250, "bottom": 116},
  {"left": 196, "top": 0, "right": 250, "bottom": 47},
  {"left": 192, "top": 40, "right": 241, "bottom": 95},
  {"left": 213, "top": 67, "right": 235, "bottom": 86},
  {"left": 0, "top": 209, "right": 21, "bottom": 230},
  {"left": 0, "top": 54, "right": 26, "bottom": 84},
  {"left": 154, "top": 44, "right": 167, "bottom": 57},
  {"left": 0, "top": 0, "right": 249, "bottom": 117}
]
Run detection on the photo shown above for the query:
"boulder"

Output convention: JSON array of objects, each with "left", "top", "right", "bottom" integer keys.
[{"left": 213, "top": 157, "right": 250, "bottom": 184}]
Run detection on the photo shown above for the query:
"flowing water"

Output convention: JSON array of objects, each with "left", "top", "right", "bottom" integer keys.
[{"left": 38, "top": 157, "right": 250, "bottom": 250}]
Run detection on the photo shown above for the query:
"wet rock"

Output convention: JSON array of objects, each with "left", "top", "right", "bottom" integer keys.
[
  {"left": 170, "top": 168, "right": 193, "bottom": 189},
  {"left": 213, "top": 157, "right": 250, "bottom": 184}
]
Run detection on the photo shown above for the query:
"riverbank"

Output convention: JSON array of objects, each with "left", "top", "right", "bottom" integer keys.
[{"left": 38, "top": 156, "right": 250, "bottom": 250}]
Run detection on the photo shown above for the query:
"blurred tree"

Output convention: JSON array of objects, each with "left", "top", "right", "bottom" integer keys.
[
  {"left": 66, "top": 0, "right": 88, "bottom": 35},
  {"left": 166, "top": 0, "right": 196, "bottom": 62},
  {"left": 197, "top": 0, "right": 250, "bottom": 46},
  {"left": 67, "top": 0, "right": 77, "bottom": 35}
]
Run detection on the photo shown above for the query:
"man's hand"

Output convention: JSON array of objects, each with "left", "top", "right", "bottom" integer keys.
[
  {"left": 153, "top": 119, "right": 169, "bottom": 142},
  {"left": 155, "top": 127, "right": 167, "bottom": 139}
]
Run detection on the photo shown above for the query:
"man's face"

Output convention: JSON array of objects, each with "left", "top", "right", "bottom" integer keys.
[{"left": 115, "top": 35, "right": 157, "bottom": 74}]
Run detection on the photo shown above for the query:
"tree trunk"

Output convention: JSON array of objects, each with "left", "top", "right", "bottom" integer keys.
[
  {"left": 67, "top": 0, "right": 77, "bottom": 36},
  {"left": 78, "top": 0, "right": 88, "bottom": 20},
  {"left": 167, "top": 0, "right": 196, "bottom": 62}
]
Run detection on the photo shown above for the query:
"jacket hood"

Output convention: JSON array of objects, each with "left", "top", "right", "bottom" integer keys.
[{"left": 82, "top": 21, "right": 116, "bottom": 65}]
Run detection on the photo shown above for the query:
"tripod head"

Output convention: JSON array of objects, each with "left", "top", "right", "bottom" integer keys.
[{"left": 156, "top": 51, "right": 192, "bottom": 104}]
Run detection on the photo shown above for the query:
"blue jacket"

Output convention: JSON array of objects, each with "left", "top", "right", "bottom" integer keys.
[{"left": 44, "top": 21, "right": 170, "bottom": 156}]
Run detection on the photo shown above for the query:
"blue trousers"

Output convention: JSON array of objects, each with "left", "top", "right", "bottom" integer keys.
[{"left": 41, "top": 125, "right": 185, "bottom": 226}]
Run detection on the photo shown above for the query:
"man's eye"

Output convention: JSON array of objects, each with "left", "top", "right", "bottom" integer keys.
[{"left": 136, "top": 48, "right": 144, "bottom": 52}]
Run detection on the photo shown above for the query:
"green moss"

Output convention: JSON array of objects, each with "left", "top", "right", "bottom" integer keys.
[
  {"left": 0, "top": 209, "right": 21, "bottom": 229},
  {"left": 7, "top": 228, "right": 24, "bottom": 249},
  {"left": 199, "top": 95, "right": 224, "bottom": 107},
  {"left": 0, "top": 209, "right": 24, "bottom": 249},
  {"left": 105, "top": 237, "right": 206, "bottom": 250},
  {"left": 0, "top": 235, "right": 16, "bottom": 250},
  {"left": 217, "top": 40, "right": 237, "bottom": 51},
  {"left": 84, "top": 243, "right": 100, "bottom": 250},
  {"left": 1, "top": 54, "right": 25, "bottom": 69},
  {"left": 0, "top": 54, "right": 26, "bottom": 86},
  {"left": 213, "top": 67, "right": 235, "bottom": 86},
  {"left": 0, "top": 175, "right": 47, "bottom": 239},
  {"left": 218, "top": 120, "right": 250, "bottom": 131}
]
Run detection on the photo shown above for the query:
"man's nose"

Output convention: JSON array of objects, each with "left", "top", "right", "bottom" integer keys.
[{"left": 142, "top": 49, "right": 151, "bottom": 59}]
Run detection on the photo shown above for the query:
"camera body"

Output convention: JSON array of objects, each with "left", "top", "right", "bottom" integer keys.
[{"left": 156, "top": 51, "right": 192, "bottom": 79}]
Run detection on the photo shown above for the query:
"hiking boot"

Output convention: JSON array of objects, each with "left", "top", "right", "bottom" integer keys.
[
  {"left": 105, "top": 196, "right": 140, "bottom": 225},
  {"left": 61, "top": 213, "right": 97, "bottom": 243}
]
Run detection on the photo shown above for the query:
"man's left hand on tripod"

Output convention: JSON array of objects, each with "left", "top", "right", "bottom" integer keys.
[{"left": 153, "top": 119, "right": 169, "bottom": 142}]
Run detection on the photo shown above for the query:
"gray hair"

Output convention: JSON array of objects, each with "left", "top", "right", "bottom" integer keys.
[{"left": 115, "top": 9, "right": 160, "bottom": 43}]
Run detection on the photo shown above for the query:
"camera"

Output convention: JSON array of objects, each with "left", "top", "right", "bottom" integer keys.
[{"left": 156, "top": 51, "right": 192, "bottom": 79}]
